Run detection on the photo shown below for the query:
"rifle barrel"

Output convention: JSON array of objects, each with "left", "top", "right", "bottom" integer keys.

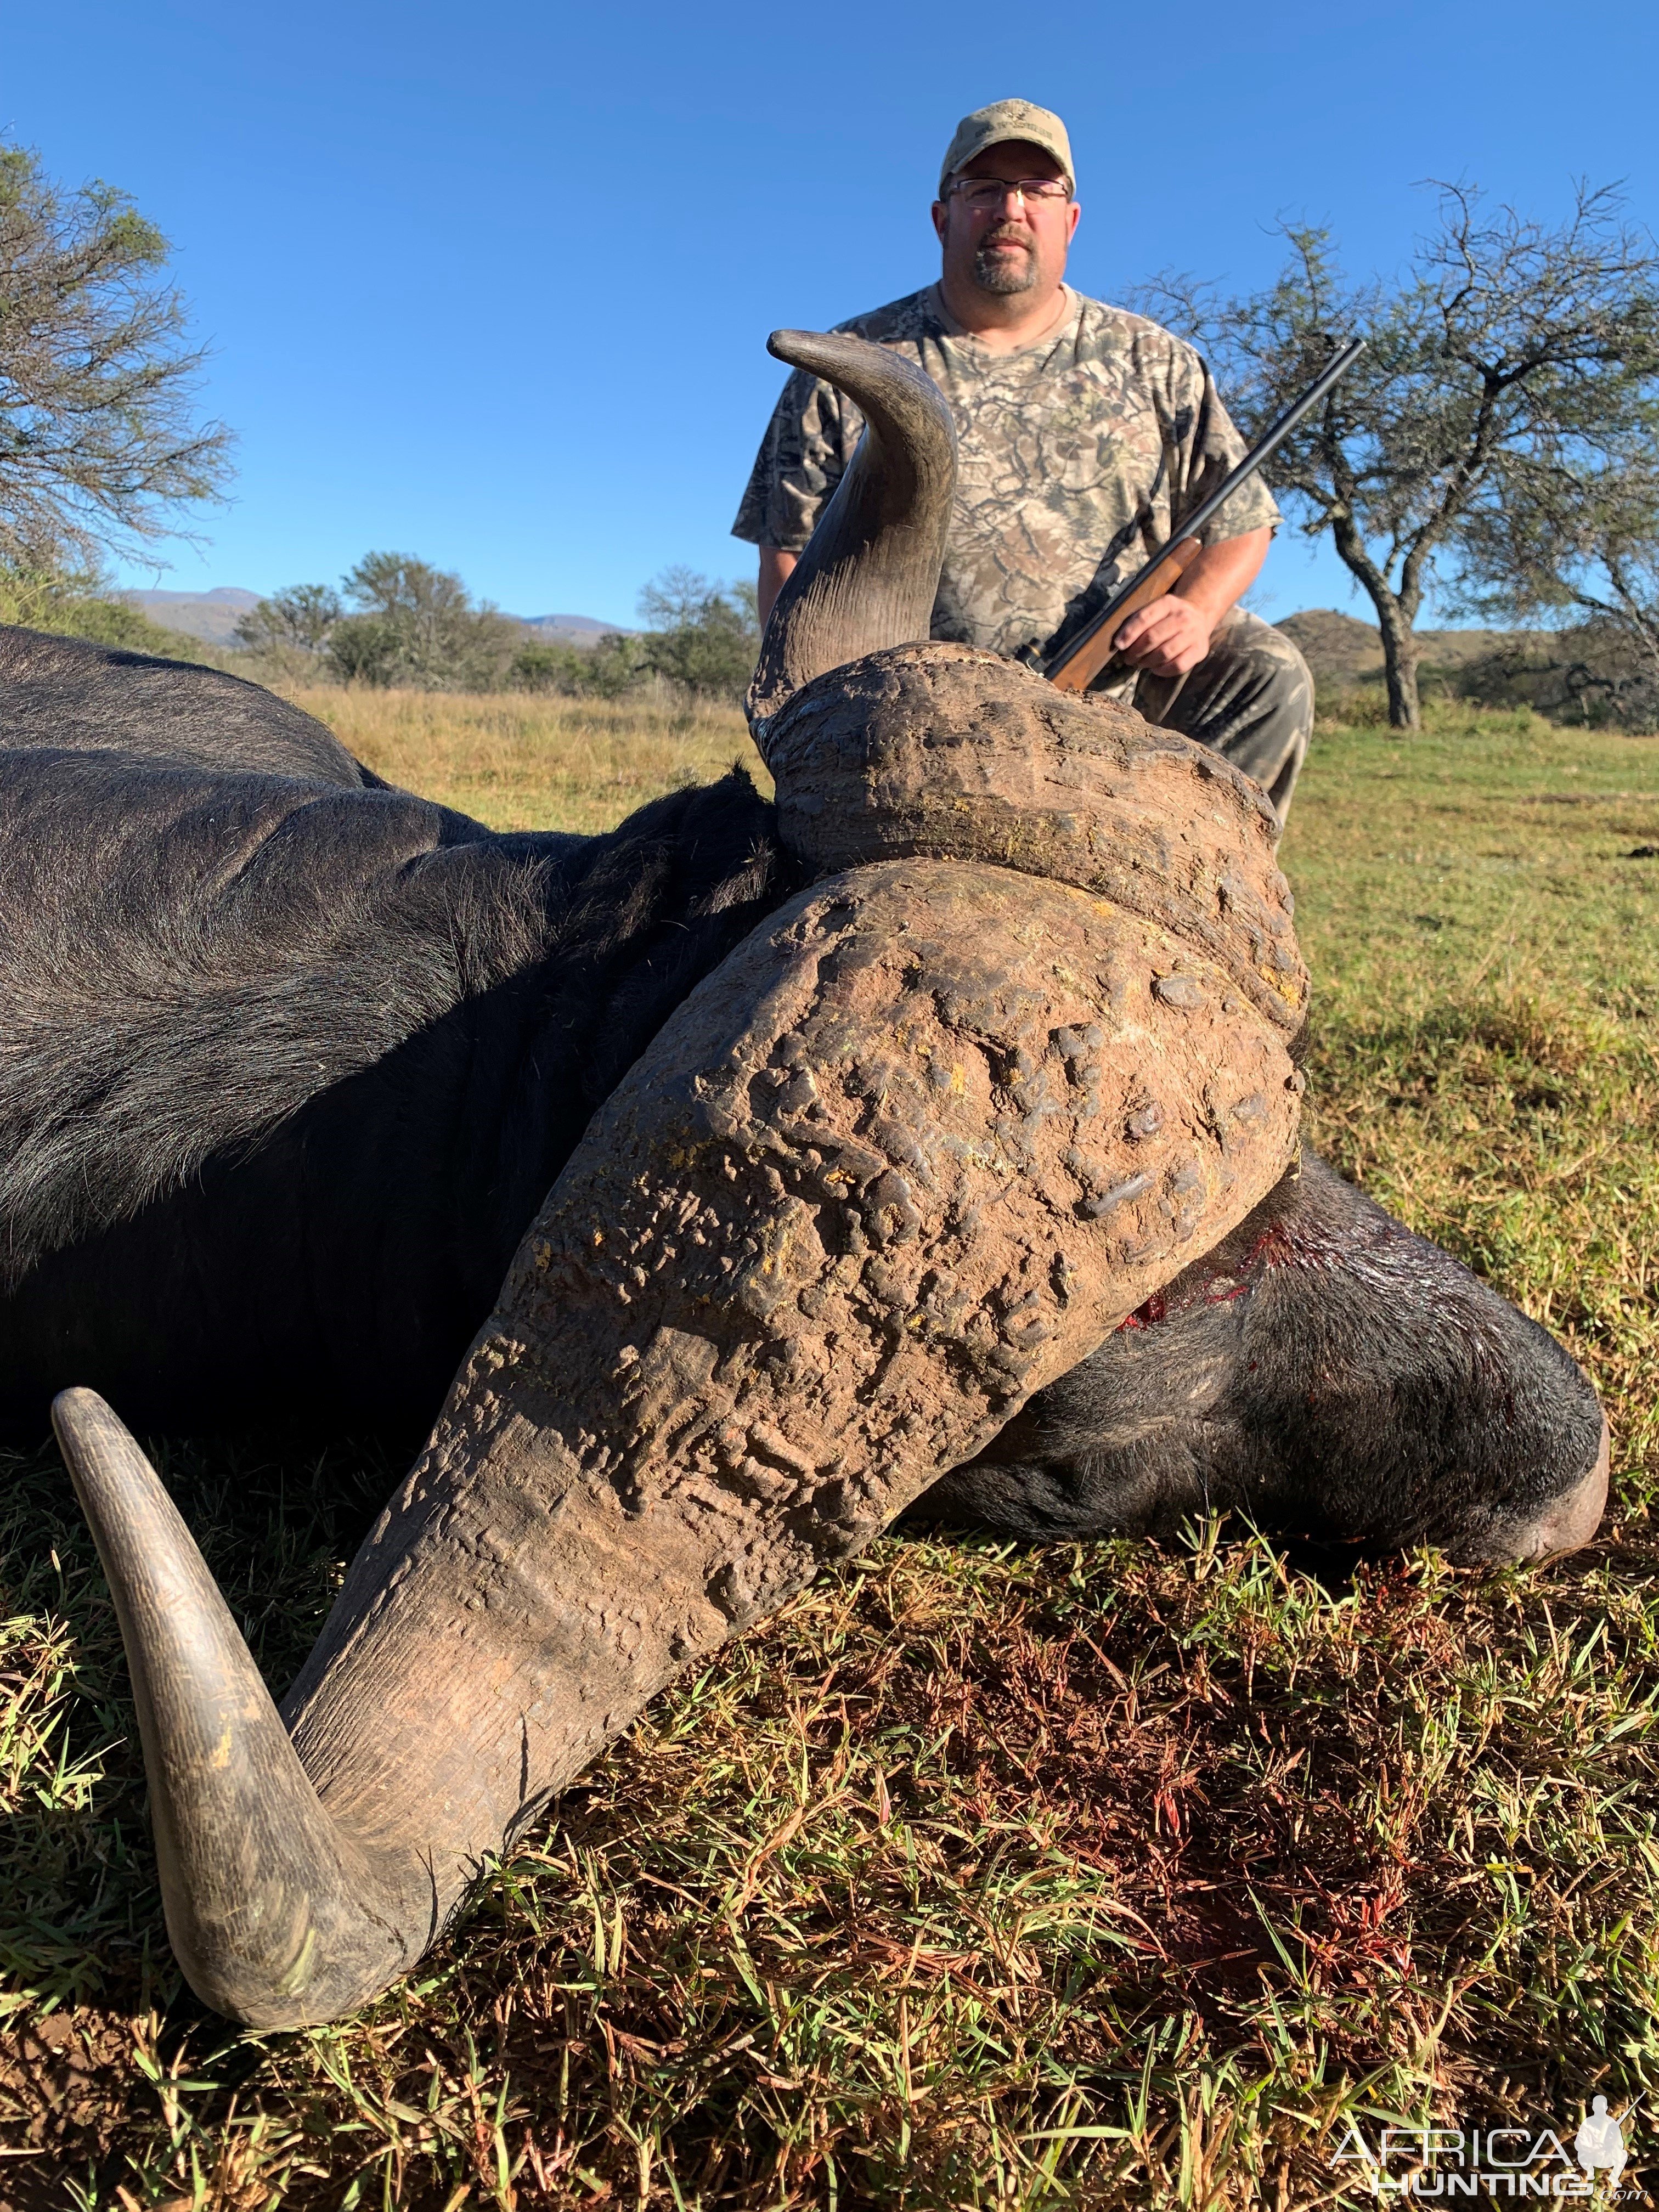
[{"left": 1042, "top": 335, "right": 1365, "bottom": 685}]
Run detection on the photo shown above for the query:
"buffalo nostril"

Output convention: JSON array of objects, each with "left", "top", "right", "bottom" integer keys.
[{"left": 1518, "top": 1415, "right": 1611, "bottom": 1562}]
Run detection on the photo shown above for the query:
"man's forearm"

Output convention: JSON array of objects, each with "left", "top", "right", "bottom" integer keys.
[
  {"left": 758, "top": 546, "right": 798, "bottom": 629},
  {"left": 1173, "top": 528, "right": 1271, "bottom": 625}
]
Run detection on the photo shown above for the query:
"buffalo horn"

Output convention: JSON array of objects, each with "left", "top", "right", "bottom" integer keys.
[
  {"left": 746, "top": 329, "right": 957, "bottom": 736},
  {"left": 54, "top": 831, "right": 1304, "bottom": 2027},
  {"left": 52, "top": 1387, "right": 426, "bottom": 2026}
]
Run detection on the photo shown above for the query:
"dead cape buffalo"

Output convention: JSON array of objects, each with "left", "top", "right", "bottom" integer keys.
[{"left": 3, "top": 332, "right": 1606, "bottom": 2030}]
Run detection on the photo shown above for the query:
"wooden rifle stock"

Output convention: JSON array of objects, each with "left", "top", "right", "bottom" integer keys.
[{"left": 1046, "top": 537, "right": 1203, "bottom": 694}]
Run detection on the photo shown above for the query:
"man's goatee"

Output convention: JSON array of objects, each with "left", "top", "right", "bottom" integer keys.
[{"left": 972, "top": 242, "right": 1039, "bottom": 295}]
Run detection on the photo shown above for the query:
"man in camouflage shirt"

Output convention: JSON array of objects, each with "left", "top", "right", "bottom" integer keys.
[{"left": 733, "top": 99, "right": 1313, "bottom": 820}]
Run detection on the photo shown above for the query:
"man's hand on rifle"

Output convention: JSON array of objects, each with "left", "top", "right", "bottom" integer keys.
[
  {"left": 1111, "top": 527, "right": 1272, "bottom": 681},
  {"left": 1111, "top": 594, "right": 1216, "bottom": 677}
]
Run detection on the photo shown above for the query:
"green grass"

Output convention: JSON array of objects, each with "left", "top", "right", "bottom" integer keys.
[{"left": 2, "top": 703, "right": 1658, "bottom": 2208}]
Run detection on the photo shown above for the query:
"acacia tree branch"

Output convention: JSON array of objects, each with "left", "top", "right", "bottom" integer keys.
[{"left": 0, "top": 142, "right": 233, "bottom": 572}]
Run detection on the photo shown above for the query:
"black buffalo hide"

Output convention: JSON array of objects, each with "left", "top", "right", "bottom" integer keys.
[{"left": 0, "top": 627, "right": 791, "bottom": 1438}]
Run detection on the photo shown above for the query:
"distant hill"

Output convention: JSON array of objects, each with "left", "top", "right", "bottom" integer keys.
[
  {"left": 120, "top": 586, "right": 261, "bottom": 646},
  {"left": 511, "top": 613, "right": 637, "bottom": 645},
  {"left": 1274, "top": 608, "right": 1542, "bottom": 682},
  {"left": 121, "top": 589, "right": 633, "bottom": 650},
  {"left": 1272, "top": 607, "right": 1657, "bottom": 729}
]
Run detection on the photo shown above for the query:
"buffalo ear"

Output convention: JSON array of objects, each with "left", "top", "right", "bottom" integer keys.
[{"left": 747, "top": 329, "right": 957, "bottom": 738}]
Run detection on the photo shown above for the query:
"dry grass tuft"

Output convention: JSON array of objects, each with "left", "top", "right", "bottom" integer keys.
[
  {"left": 1, "top": 702, "right": 1657, "bottom": 2207},
  {"left": 283, "top": 685, "right": 768, "bottom": 835}
]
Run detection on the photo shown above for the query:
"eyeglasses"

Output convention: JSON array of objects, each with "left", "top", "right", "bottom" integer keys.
[{"left": 946, "top": 176, "right": 1073, "bottom": 209}]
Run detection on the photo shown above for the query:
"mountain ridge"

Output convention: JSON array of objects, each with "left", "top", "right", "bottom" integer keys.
[{"left": 119, "top": 589, "right": 634, "bottom": 648}]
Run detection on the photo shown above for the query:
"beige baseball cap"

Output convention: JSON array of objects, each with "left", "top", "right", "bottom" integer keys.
[{"left": 938, "top": 99, "right": 1075, "bottom": 198}]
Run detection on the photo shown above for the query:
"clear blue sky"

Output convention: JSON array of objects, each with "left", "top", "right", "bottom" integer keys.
[{"left": 8, "top": 0, "right": 1656, "bottom": 626}]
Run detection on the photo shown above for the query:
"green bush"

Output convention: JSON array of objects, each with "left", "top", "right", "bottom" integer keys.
[
  {"left": 0, "top": 565, "right": 206, "bottom": 661},
  {"left": 319, "top": 552, "right": 520, "bottom": 691},
  {"left": 637, "top": 567, "right": 758, "bottom": 702},
  {"left": 234, "top": 582, "right": 342, "bottom": 658},
  {"left": 507, "top": 633, "right": 650, "bottom": 698},
  {"left": 582, "top": 631, "right": 652, "bottom": 698},
  {"left": 509, "top": 639, "right": 586, "bottom": 693}
]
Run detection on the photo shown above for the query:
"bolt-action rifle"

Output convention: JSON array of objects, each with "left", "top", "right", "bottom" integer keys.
[{"left": 1043, "top": 337, "right": 1365, "bottom": 695}]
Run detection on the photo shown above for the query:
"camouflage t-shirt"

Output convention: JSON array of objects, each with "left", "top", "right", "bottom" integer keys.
[{"left": 732, "top": 285, "right": 1280, "bottom": 666}]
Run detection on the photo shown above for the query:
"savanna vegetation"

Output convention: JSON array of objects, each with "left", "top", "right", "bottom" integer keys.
[
  {"left": 2, "top": 692, "right": 1655, "bottom": 2210},
  {"left": 295, "top": 684, "right": 771, "bottom": 836},
  {"left": 1142, "top": 182, "right": 1659, "bottom": 730},
  {"left": 0, "top": 555, "right": 761, "bottom": 710},
  {"left": 229, "top": 560, "right": 759, "bottom": 704}
]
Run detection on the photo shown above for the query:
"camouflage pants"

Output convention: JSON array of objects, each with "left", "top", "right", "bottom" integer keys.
[{"left": 1126, "top": 611, "right": 1314, "bottom": 824}]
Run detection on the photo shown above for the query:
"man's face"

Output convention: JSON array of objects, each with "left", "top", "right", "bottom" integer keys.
[{"left": 931, "top": 139, "right": 1080, "bottom": 301}]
